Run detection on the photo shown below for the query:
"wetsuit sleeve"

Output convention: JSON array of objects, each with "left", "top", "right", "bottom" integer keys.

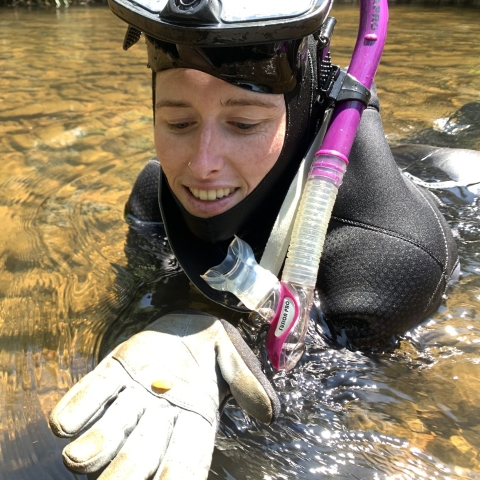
[
  {"left": 125, "top": 159, "right": 162, "bottom": 222},
  {"left": 317, "top": 87, "right": 459, "bottom": 347},
  {"left": 122, "top": 159, "right": 174, "bottom": 282}
]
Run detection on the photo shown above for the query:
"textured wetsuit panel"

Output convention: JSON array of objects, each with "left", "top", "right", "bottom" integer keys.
[{"left": 317, "top": 224, "right": 446, "bottom": 345}]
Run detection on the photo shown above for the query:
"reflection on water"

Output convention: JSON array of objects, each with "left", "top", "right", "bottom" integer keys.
[{"left": 0, "top": 4, "right": 479, "bottom": 480}]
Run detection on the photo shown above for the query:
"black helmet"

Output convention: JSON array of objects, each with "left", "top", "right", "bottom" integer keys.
[{"left": 109, "top": 0, "right": 334, "bottom": 93}]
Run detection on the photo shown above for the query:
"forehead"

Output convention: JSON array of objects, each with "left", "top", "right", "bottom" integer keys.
[
  {"left": 155, "top": 69, "right": 286, "bottom": 107},
  {"left": 156, "top": 68, "right": 229, "bottom": 88}
]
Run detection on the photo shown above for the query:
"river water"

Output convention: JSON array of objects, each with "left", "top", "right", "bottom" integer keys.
[{"left": 0, "top": 3, "right": 480, "bottom": 479}]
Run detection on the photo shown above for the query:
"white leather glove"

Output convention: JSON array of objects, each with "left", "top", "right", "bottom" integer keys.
[{"left": 49, "top": 312, "right": 280, "bottom": 479}]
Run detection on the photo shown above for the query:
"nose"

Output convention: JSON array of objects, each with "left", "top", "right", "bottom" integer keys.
[{"left": 187, "top": 121, "right": 225, "bottom": 179}]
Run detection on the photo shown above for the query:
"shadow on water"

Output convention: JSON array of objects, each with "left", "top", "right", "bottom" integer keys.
[{"left": 0, "top": 3, "right": 480, "bottom": 480}]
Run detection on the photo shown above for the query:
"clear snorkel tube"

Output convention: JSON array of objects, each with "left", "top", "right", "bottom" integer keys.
[{"left": 203, "top": 0, "right": 389, "bottom": 371}]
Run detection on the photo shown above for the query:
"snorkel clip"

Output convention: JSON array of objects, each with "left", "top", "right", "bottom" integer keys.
[{"left": 318, "top": 67, "right": 372, "bottom": 109}]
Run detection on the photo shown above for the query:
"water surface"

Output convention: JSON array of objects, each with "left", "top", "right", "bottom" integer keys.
[{"left": 1, "top": 4, "right": 480, "bottom": 479}]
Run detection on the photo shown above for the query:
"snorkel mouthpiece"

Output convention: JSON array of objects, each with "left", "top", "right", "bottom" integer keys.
[
  {"left": 202, "top": 237, "right": 309, "bottom": 371},
  {"left": 202, "top": 237, "right": 278, "bottom": 312}
]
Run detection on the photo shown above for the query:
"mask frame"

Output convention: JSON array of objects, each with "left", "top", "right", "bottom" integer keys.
[{"left": 109, "top": 0, "right": 333, "bottom": 46}]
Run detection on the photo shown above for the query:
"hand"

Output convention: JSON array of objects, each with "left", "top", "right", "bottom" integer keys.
[{"left": 49, "top": 312, "right": 279, "bottom": 479}]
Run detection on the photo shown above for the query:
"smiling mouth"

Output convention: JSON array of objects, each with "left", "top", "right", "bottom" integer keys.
[{"left": 188, "top": 187, "right": 236, "bottom": 201}]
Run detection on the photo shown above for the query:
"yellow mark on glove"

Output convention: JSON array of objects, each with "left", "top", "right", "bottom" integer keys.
[{"left": 151, "top": 379, "right": 174, "bottom": 393}]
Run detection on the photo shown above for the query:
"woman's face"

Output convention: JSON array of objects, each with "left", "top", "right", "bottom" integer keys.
[{"left": 154, "top": 69, "right": 287, "bottom": 218}]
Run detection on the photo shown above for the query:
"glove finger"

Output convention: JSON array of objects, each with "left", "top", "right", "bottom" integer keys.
[
  {"left": 50, "top": 358, "right": 126, "bottom": 437},
  {"left": 96, "top": 400, "right": 177, "bottom": 480},
  {"left": 154, "top": 410, "right": 216, "bottom": 480},
  {"left": 216, "top": 319, "right": 280, "bottom": 424},
  {"left": 62, "top": 386, "right": 143, "bottom": 474}
]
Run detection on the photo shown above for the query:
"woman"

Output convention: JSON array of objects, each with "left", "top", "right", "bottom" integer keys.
[{"left": 49, "top": 0, "right": 461, "bottom": 478}]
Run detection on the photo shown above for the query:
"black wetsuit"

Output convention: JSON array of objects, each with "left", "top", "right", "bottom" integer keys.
[{"left": 125, "top": 95, "right": 463, "bottom": 349}]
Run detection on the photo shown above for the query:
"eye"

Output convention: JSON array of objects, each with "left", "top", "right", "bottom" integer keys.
[
  {"left": 231, "top": 122, "right": 260, "bottom": 131},
  {"left": 167, "top": 121, "right": 192, "bottom": 131}
]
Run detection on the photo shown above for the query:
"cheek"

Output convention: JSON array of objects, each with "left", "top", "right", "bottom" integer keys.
[
  {"left": 154, "top": 128, "right": 182, "bottom": 176},
  {"left": 153, "top": 126, "right": 163, "bottom": 158},
  {"left": 241, "top": 126, "right": 285, "bottom": 189}
]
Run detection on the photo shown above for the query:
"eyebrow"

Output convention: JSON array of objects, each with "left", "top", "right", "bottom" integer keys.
[
  {"left": 155, "top": 99, "right": 192, "bottom": 109},
  {"left": 221, "top": 98, "right": 279, "bottom": 109},
  {"left": 155, "top": 98, "right": 280, "bottom": 109}
]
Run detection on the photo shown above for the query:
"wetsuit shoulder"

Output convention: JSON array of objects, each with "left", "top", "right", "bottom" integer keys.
[{"left": 317, "top": 94, "right": 459, "bottom": 348}]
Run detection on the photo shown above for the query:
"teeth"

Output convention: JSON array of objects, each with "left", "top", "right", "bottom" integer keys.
[{"left": 189, "top": 187, "right": 234, "bottom": 201}]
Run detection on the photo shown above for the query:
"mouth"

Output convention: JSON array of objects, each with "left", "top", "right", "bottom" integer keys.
[{"left": 188, "top": 187, "right": 237, "bottom": 201}]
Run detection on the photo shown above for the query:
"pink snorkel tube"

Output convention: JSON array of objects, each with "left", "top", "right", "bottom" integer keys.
[
  {"left": 203, "top": 0, "right": 388, "bottom": 371},
  {"left": 268, "top": 0, "right": 388, "bottom": 370},
  {"left": 319, "top": 0, "right": 388, "bottom": 161}
]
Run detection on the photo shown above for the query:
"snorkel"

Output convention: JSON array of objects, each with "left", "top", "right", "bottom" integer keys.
[{"left": 202, "top": 0, "right": 389, "bottom": 370}]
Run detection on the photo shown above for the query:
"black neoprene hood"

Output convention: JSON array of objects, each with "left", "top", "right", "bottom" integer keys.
[
  {"left": 109, "top": 0, "right": 333, "bottom": 308},
  {"left": 108, "top": 0, "right": 333, "bottom": 46}
]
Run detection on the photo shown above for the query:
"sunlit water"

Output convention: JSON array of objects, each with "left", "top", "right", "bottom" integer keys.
[{"left": 0, "top": 4, "right": 480, "bottom": 479}]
